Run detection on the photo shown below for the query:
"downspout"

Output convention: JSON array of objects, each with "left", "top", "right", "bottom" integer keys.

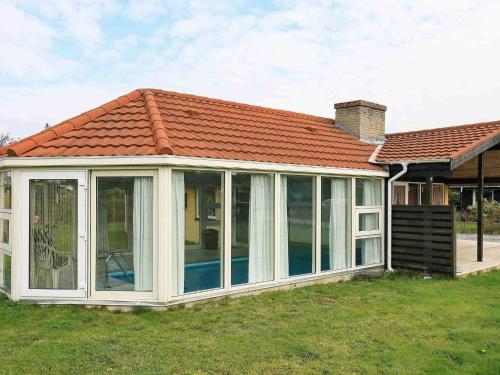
[{"left": 386, "top": 162, "right": 408, "bottom": 271}]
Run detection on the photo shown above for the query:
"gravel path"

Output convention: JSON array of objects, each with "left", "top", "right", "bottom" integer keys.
[{"left": 457, "top": 233, "right": 500, "bottom": 242}]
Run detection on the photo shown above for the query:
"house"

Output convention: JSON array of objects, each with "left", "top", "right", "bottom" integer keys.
[{"left": 0, "top": 89, "right": 498, "bottom": 305}]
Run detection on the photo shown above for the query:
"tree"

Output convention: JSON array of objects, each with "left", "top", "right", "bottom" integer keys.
[{"left": 0, "top": 133, "right": 16, "bottom": 147}]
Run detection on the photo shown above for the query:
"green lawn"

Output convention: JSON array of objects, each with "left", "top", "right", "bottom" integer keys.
[
  {"left": 1, "top": 272, "right": 499, "bottom": 374},
  {"left": 455, "top": 221, "right": 500, "bottom": 235}
]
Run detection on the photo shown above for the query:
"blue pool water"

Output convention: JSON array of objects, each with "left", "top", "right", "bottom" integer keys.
[
  {"left": 110, "top": 245, "right": 331, "bottom": 293},
  {"left": 184, "top": 244, "right": 318, "bottom": 293}
]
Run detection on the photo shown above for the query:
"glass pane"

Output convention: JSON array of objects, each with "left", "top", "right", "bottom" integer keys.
[
  {"left": 359, "top": 213, "right": 379, "bottom": 231},
  {"left": 408, "top": 183, "right": 420, "bottom": 205},
  {"left": 281, "top": 175, "right": 315, "bottom": 277},
  {"left": 0, "top": 171, "right": 11, "bottom": 210},
  {"left": 0, "top": 254, "right": 11, "bottom": 293},
  {"left": 0, "top": 219, "right": 9, "bottom": 245},
  {"left": 393, "top": 185, "right": 406, "bottom": 204},
  {"left": 231, "top": 173, "right": 274, "bottom": 286},
  {"left": 171, "top": 171, "right": 224, "bottom": 295},
  {"left": 96, "top": 177, "right": 154, "bottom": 292},
  {"left": 433, "top": 185, "right": 444, "bottom": 205},
  {"left": 29, "top": 179, "right": 78, "bottom": 290},
  {"left": 321, "top": 177, "right": 351, "bottom": 272},
  {"left": 356, "top": 237, "right": 382, "bottom": 266},
  {"left": 356, "top": 179, "right": 382, "bottom": 206}
]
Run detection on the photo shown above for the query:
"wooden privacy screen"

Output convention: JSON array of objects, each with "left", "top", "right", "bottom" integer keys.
[{"left": 391, "top": 205, "right": 456, "bottom": 276}]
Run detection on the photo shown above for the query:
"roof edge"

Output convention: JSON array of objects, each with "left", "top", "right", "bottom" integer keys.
[
  {"left": 450, "top": 128, "right": 500, "bottom": 160},
  {"left": 6, "top": 90, "right": 142, "bottom": 157},
  {"left": 141, "top": 90, "right": 173, "bottom": 155}
]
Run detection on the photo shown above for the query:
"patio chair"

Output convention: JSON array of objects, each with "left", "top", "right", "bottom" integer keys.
[{"left": 33, "top": 226, "right": 75, "bottom": 289}]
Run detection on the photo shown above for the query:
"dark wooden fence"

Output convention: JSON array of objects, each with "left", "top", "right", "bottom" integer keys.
[{"left": 391, "top": 205, "right": 456, "bottom": 276}]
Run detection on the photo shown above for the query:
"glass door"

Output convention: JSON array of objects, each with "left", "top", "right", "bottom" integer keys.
[{"left": 21, "top": 171, "right": 87, "bottom": 298}]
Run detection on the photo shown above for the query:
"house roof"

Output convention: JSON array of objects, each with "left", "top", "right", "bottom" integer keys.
[
  {"left": 1, "top": 89, "right": 382, "bottom": 171},
  {"left": 377, "top": 120, "right": 500, "bottom": 163}
]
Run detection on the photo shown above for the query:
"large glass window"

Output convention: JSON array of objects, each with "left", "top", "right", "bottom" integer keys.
[
  {"left": 231, "top": 173, "right": 274, "bottom": 286},
  {"left": 359, "top": 213, "right": 379, "bottom": 232},
  {"left": 393, "top": 184, "right": 406, "bottom": 204},
  {"left": 321, "top": 177, "right": 351, "bottom": 272},
  {"left": 356, "top": 179, "right": 382, "bottom": 206},
  {"left": 96, "top": 176, "right": 154, "bottom": 292},
  {"left": 355, "top": 178, "right": 383, "bottom": 267},
  {"left": 171, "top": 170, "right": 224, "bottom": 295},
  {"left": 0, "top": 254, "right": 11, "bottom": 294},
  {"left": 408, "top": 183, "right": 420, "bottom": 205},
  {"left": 356, "top": 237, "right": 382, "bottom": 266},
  {"left": 29, "top": 179, "right": 78, "bottom": 290},
  {"left": 280, "top": 175, "right": 315, "bottom": 278},
  {"left": 0, "top": 219, "right": 9, "bottom": 247},
  {"left": 0, "top": 171, "right": 11, "bottom": 210}
]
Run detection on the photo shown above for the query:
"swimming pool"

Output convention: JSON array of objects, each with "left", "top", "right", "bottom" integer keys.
[{"left": 109, "top": 245, "right": 330, "bottom": 293}]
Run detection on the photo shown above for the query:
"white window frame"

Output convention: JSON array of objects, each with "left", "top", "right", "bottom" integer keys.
[
  {"left": 393, "top": 181, "right": 409, "bottom": 205},
  {"left": 396, "top": 181, "right": 445, "bottom": 206},
  {"left": 19, "top": 170, "right": 88, "bottom": 299},
  {"left": 90, "top": 170, "right": 158, "bottom": 302},
  {"left": 169, "top": 170, "right": 386, "bottom": 304},
  {"left": 354, "top": 178, "right": 384, "bottom": 268},
  {"left": 0, "top": 212, "right": 11, "bottom": 253},
  {"left": 169, "top": 168, "right": 226, "bottom": 298},
  {"left": 0, "top": 170, "right": 12, "bottom": 254},
  {"left": 229, "top": 171, "right": 276, "bottom": 285},
  {"left": 278, "top": 173, "right": 317, "bottom": 280},
  {"left": 355, "top": 208, "right": 383, "bottom": 236}
]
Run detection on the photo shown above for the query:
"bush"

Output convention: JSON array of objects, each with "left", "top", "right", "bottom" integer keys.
[{"left": 457, "top": 200, "right": 500, "bottom": 234}]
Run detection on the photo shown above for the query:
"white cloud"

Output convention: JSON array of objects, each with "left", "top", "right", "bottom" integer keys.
[
  {"left": 2, "top": 0, "right": 500, "bottom": 139},
  {"left": 0, "top": 2, "right": 79, "bottom": 79}
]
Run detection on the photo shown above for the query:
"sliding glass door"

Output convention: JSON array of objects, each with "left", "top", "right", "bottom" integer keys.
[{"left": 21, "top": 171, "right": 87, "bottom": 298}]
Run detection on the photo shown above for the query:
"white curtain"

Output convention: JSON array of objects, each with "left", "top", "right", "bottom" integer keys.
[
  {"left": 248, "top": 175, "right": 273, "bottom": 283},
  {"left": 363, "top": 179, "right": 380, "bottom": 206},
  {"left": 329, "top": 178, "right": 350, "bottom": 270},
  {"left": 280, "top": 176, "right": 289, "bottom": 278},
  {"left": 133, "top": 177, "right": 153, "bottom": 292},
  {"left": 171, "top": 171, "right": 185, "bottom": 295},
  {"left": 362, "top": 237, "right": 381, "bottom": 265}
]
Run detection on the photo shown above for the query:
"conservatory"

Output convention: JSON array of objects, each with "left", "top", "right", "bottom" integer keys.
[{"left": 0, "top": 89, "right": 387, "bottom": 305}]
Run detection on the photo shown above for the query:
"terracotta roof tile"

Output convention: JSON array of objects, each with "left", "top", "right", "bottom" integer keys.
[
  {"left": 3, "top": 88, "right": 381, "bottom": 170},
  {"left": 377, "top": 121, "right": 500, "bottom": 162}
]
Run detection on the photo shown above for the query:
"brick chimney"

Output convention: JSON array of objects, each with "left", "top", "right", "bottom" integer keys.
[{"left": 334, "top": 100, "right": 386, "bottom": 143}]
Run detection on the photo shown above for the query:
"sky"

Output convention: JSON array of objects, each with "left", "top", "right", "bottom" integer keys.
[{"left": 1, "top": 0, "right": 500, "bottom": 139}]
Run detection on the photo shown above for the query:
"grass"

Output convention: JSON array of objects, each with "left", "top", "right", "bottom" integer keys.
[
  {"left": 456, "top": 221, "right": 500, "bottom": 235},
  {"left": 0, "top": 272, "right": 499, "bottom": 374}
]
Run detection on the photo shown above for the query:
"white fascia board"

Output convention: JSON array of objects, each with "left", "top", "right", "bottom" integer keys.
[
  {"left": 378, "top": 158, "right": 450, "bottom": 164},
  {"left": 0, "top": 155, "right": 388, "bottom": 177}
]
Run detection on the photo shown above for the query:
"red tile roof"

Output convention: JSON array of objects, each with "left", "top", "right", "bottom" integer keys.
[
  {"left": 2, "top": 89, "right": 381, "bottom": 170},
  {"left": 377, "top": 120, "right": 500, "bottom": 162}
]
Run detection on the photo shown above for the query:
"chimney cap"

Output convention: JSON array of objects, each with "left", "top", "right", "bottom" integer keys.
[{"left": 334, "top": 100, "right": 386, "bottom": 111}]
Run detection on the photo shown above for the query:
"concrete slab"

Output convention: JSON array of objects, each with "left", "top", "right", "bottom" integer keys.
[{"left": 456, "top": 239, "right": 500, "bottom": 276}]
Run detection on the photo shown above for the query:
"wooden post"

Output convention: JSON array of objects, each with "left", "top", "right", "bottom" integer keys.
[
  {"left": 477, "top": 153, "right": 484, "bottom": 262},
  {"left": 425, "top": 176, "right": 433, "bottom": 205}
]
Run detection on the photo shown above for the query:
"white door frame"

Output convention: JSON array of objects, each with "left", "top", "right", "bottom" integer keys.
[{"left": 20, "top": 171, "right": 88, "bottom": 298}]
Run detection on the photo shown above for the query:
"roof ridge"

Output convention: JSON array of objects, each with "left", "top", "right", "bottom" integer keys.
[
  {"left": 144, "top": 88, "right": 334, "bottom": 122},
  {"left": 387, "top": 119, "right": 500, "bottom": 138},
  {"left": 6, "top": 90, "right": 143, "bottom": 157},
  {"left": 140, "top": 90, "right": 172, "bottom": 155}
]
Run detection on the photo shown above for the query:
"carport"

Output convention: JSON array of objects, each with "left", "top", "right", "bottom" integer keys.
[{"left": 377, "top": 121, "right": 500, "bottom": 276}]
